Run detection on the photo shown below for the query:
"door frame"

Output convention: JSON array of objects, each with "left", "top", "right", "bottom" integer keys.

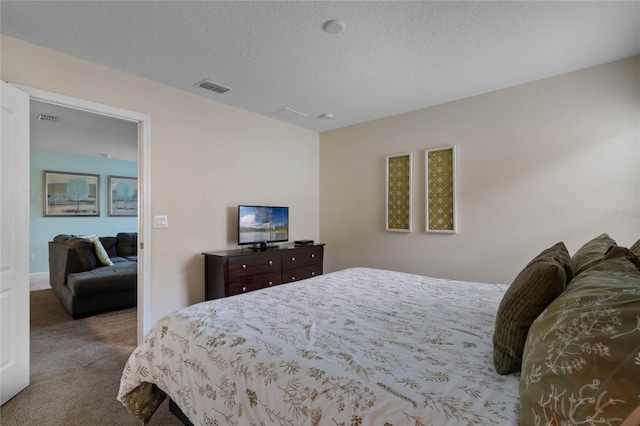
[{"left": 12, "top": 83, "right": 152, "bottom": 342}]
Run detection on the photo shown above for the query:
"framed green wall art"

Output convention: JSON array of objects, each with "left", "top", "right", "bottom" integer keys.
[
  {"left": 425, "top": 146, "right": 457, "bottom": 233},
  {"left": 385, "top": 152, "right": 412, "bottom": 232}
]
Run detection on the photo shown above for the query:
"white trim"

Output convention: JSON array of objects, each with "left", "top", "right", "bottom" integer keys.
[
  {"left": 138, "top": 114, "right": 152, "bottom": 340},
  {"left": 29, "top": 272, "right": 50, "bottom": 291},
  {"left": 12, "top": 83, "right": 152, "bottom": 343}
]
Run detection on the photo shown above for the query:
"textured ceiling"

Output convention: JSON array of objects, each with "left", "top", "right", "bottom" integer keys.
[
  {"left": 2, "top": 1, "right": 639, "bottom": 133},
  {"left": 30, "top": 101, "right": 138, "bottom": 162}
]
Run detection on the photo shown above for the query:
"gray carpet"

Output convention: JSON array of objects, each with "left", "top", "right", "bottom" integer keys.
[{"left": 0, "top": 289, "right": 183, "bottom": 426}]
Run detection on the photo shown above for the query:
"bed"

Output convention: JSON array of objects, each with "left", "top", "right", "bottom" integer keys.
[
  {"left": 118, "top": 267, "right": 520, "bottom": 425},
  {"left": 118, "top": 234, "right": 640, "bottom": 425}
]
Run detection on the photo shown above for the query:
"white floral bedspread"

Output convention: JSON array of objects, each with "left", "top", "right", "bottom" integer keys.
[{"left": 118, "top": 267, "right": 520, "bottom": 425}]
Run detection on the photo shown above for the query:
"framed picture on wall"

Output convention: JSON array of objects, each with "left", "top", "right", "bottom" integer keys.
[
  {"left": 108, "top": 176, "right": 138, "bottom": 216},
  {"left": 425, "top": 146, "right": 457, "bottom": 233},
  {"left": 43, "top": 170, "right": 100, "bottom": 217},
  {"left": 385, "top": 152, "right": 413, "bottom": 232}
]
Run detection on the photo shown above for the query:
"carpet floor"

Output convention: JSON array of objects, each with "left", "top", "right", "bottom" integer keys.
[{"left": 0, "top": 289, "right": 182, "bottom": 426}]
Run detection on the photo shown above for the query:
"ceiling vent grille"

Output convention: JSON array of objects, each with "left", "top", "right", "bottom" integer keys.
[
  {"left": 271, "top": 107, "right": 308, "bottom": 121},
  {"left": 195, "top": 79, "right": 232, "bottom": 94},
  {"left": 36, "top": 114, "right": 59, "bottom": 122}
]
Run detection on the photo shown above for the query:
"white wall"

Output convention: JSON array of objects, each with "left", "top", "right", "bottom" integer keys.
[
  {"left": 320, "top": 57, "right": 640, "bottom": 284},
  {"left": 1, "top": 35, "right": 320, "bottom": 323}
]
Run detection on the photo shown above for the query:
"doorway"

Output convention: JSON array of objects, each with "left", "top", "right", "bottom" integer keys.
[{"left": 14, "top": 83, "right": 151, "bottom": 342}]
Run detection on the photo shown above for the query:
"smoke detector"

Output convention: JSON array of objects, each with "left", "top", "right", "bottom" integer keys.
[
  {"left": 195, "top": 79, "right": 232, "bottom": 94},
  {"left": 322, "top": 19, "right": 345, "bottom": 34}
]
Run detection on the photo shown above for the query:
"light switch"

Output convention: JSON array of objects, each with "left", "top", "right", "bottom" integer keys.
[{"left": 154, "top": 215, "right": 168, "bottom": 228}]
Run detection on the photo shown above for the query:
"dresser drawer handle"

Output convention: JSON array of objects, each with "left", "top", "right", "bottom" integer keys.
[
  {"left": 242, "top": 286, "right": 247, "bottom": 292},
  {"left": 311, "top": 253, "right": 315, "bottom": 258},
  {"left": 268, "top": 260, "right": 273, "bottom": 265},
  {"left": 291, "top": 276, "right": 296, "bottom": 281},
  {"left": 291, "top": 257, "right": 295, "bottom": 262},
  {"left": 268, "top": 281, "right": 273, "bottom": 286},
  {"left": 311, "top": 272, "right": 315, "bottom": 276},
  {"left": 241, "top": 264, "right": 247, "bottom": 270}
]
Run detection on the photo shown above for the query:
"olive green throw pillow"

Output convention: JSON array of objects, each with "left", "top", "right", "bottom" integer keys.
[
  {"left": 493, "top": 242, "right": 572, "bottom": 375},
  {"left": 520, "top": 258, "right": 640, "bottom": 425},
  {"left": 571, "top": 233, "right": 617, "bottom": 276}
]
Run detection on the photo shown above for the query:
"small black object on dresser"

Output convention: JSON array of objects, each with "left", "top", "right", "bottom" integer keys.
[{"left": 202, "top": 244, "right": 325, "bottom": 300}]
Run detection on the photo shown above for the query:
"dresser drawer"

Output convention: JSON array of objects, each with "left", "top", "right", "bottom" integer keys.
[
  {"left": 281, "top": 264, "right": 322, "bottom": 284},
  {"left": 228, "top": 272, "right": 281, "bottom": 296},
  {"left": 281, "top": 246, "right": 323, "bottom": 271},
  {"left": 228, "top": 252, "right": 281, "bottom": 280}
]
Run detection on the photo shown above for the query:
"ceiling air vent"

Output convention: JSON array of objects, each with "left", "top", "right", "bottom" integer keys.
[
  {"left": 36, "top": 113, "right": 59, "bottom": 122},
  {"left": 271, "top": 107, "right": 307, "bottom": 121},
  {"left": 195, "top": 79, "right": 232, "bottom": 94}
]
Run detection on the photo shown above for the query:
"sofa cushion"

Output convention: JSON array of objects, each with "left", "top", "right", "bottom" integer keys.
[
  {"left": 493, "top": 242, "right": 572, "bottom": 375},
  {"left": 99, "top": 236, "right": 119, "bottom": 258},
  {"left": 117, "top": 232, "right": 137, "bottom": 257},
  {"left": 67, "top": 262, "right": 138, "bottom": 296},
  {"left": 571, "top": 233, "right": 617, "bottom": 276},
  {"left": 64, "top": 237, "right": 98, "bottom": 271},
  {"left": 53, "top": 234, "right": 72, "bottom": 244},
  {"left": 519, "top": 258, "right": 640, "bottom": 425},
  {"left": 630, "top": 238, "right": 640, "bottom": 256}
]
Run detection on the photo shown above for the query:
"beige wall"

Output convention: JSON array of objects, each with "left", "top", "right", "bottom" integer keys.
[
  {"left": 3, "top": 34, "right": 638, "bottom": 312},
  {"left": 1, "top": 36, "right": 320, "bottom": 322},
  {"left": 320, "top": 57, "right": 640, "bottom": 284}
]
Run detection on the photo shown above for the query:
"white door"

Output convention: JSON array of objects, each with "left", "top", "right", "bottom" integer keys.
[{"left": 0, "top": 81, "right": 30, "bottom": 405}]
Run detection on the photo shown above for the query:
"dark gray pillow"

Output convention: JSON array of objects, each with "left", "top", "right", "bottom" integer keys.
[
  {"left": 100, "top": 236, "right": 119, "bottom": 258},
  {"left": 64, "top": 237, "right": 97, "bottom": 271},
  {"left": 116, "top": 232, "right": 137, "bottom": 256}
]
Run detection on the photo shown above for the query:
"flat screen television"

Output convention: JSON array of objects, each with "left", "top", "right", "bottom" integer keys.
[{"left": 238, "top": 205, "right": 289, "bottom": 250}]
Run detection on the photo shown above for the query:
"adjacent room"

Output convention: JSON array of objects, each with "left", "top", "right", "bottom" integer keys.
[{"left": 1, "top": 1, "right": 638, "bottom": 425}]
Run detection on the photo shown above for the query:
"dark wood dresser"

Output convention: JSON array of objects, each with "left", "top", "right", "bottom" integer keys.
[{"left": 202, "top": 244, "right": 324, "bottom": 300}]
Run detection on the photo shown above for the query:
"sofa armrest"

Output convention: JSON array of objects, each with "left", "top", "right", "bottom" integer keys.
[{"left": 48, "top": 242, "right": 85, "bottom": 291}]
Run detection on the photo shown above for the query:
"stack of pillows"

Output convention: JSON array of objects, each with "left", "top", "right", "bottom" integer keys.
[{"left": 492, "top": 233, "right": 640, "bottom": 425}]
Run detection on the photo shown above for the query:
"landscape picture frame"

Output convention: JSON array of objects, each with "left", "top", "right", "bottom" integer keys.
[
  {"left": 43, "top": 170, "right": 100, "bottom": 217},
  {"left": 108, "top": 175, "right": 138, "bottom": 216}
]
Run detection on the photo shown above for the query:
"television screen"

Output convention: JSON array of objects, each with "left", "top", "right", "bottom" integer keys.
[{"left": 238, "top": 205, "right": 289, "bottom": 247}]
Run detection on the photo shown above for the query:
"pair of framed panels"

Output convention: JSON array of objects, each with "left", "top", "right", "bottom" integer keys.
[
  {"left": 43, "top": 170, "right": 137, "bottom": 217},
  {"left": 386, "top": 146, "right": 456, "bottom": 233}
]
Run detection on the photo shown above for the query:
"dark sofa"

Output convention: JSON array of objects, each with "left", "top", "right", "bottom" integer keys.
[{"left": 48, "top": 233, "right": 138, "bottom": 319}]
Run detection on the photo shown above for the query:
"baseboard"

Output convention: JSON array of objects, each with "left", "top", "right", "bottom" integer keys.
[{"left": 30, "top": 272, "right": 50, "bottom": 291}]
